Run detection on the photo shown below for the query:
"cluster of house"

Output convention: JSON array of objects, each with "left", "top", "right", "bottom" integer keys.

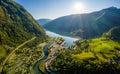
[{"left": 45, "top": 38, "right": 65, "bottom": 70}]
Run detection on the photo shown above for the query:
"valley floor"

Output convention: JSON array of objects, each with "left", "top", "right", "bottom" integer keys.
[
  {"left": 0, "top": 37, "right": 36, "bottom": 73},
  {"left": 33, "top": 37, "right": 66, "bottom": 74},
  {"left": 1, "top": 36, "right": 51, "bottom": 74}
]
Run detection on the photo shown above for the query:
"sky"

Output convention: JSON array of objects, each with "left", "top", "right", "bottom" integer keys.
[{"left": 14, "top": 0, "right": 120, "bottom": 20}]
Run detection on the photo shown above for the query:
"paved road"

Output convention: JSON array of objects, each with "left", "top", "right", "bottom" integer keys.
[{"left": 0, "top": 37, "right": 36, "bottom": 74}]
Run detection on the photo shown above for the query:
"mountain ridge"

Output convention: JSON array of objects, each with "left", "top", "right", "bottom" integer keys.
[
  {"left": 37, "top": 18, "right": 51, "bottom": 26},
  {"left": 44, "top": 7, "right": 120, "bottom": 39}
]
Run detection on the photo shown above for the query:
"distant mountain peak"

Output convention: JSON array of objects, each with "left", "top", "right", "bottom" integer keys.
[
  {"left": 108, "top": 6, "right": 118, "bottom": 9},
  {"left": 37, "top": 19, "right": 51, "bottom": 26},
  {"left": 102, "top": 7, "right": 118, "bottom": 11},
  {"left": 38, "top": 18, "right": 51, "bottom": 20}
]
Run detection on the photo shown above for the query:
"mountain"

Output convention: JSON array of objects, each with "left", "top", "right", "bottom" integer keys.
[
  {"left": 0, "top": 0, "right": 46, "bottom": 46},
  {"left": 44, "top": 7, "right": 120, "bottom": 39},
  {"left": 37, "top": 19, "right": 51, "bottom": 26},
  {"left": 0, "top": 0, "right": 46, "bottom": 66}
]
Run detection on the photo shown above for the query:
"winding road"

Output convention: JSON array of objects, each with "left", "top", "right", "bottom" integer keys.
[
  {"left": 0, "top": 37, "right": 36, "bottom": 74},
  {"left": 33, "top": 38, "right": 55, "bottom": 74}
]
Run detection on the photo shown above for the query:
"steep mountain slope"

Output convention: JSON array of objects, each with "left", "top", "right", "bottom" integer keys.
[
  {"left": 44, "top": 7, "right": 120, "bottom": 39},
  {"left": 37, "top": 19, "right": 51, "bottom": 26},
  {"left": 0, "top": 0, "right": 46, "bottom": 68},
  {"left": 0, "top": 0, "right": 45, "bottom": 46}
]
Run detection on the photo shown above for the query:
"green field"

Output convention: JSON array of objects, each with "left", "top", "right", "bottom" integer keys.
[{"left": 50, "top": 37, "right": 120, "bottom": 74}]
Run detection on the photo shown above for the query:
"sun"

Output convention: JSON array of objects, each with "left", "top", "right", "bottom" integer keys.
[{"left": 73, "top": 2, "right": 85, "bottom": 10}]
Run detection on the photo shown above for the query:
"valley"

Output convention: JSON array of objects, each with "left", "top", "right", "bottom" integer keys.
[
  {"left": 1, "top": 37, "right": 51, "bottom": 74},
  {"left": 0, "top": 0, "right": 120, "bottom": 74},
  {"left": 33, "top": 37, "right": 66, "bottom": 74},
  {"left": 0, "top": 37, "right": 36, "bottom": 73}
]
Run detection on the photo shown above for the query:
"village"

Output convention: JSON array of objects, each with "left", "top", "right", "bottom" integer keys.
[{"left": 45, "top": 37, "right": 67, "bottom": 72}]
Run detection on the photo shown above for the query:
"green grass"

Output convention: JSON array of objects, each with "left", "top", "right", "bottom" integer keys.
[
  {"left": 96, "top": 53, "right": 108, "bottom": 62},
  {"left": 55, "top": 37, "right": 63, "bottom": 42},
  {"left": 39, "top": 61, "right": 46, "bottom": 73},
  {"left": 49, "top": 33, "right": 120, "bottom": 74},
  {"left": 72, "top": 52, "right": 95, "bottom": 60},
  {"left": 72, "top": 37, "right": 120, "bottom": 63},
  {"left": 87, "top": 38, "right": 120, "bottom": 53},
  {"left": 0, "top": 46, "right": 6, "bottom": 57}
]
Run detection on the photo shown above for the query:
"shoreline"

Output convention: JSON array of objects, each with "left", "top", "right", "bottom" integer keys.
[{"left": 44, "top": 28, "right": 81, "bottom": 39}]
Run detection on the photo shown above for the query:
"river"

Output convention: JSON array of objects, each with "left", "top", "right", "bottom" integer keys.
[
  {"left": 33, "top": 38, "right": 55, "bottom": 74},
  {"left": 45, "top": 29, "right": 79, "bottom": 46},
  {"left": 33, "top": 30, "right": 79, "bottom": 74}
]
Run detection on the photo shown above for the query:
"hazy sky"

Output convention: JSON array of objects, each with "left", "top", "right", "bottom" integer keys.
[{"left": 14, "top": 0, "right": 120, "bottom": 19}]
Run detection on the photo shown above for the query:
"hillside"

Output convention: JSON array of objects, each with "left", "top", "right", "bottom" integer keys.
[
  {"left": 44, "top": 7, "right": 120, "bottom": 39},
  {"left": 103, "top": 27, "right": 120, "bottom": 42},
  {"left": 0, "top": 0, "right": 47, "bottom": 70},
  {"left": 37, "top": 19, "right": 51, "bottom": 26},
  {"left": 0, "top": 0, "right": 46, "bottom": 46},
  {"left": 50, "top": 31, "right": 120, "bottom": 74}
]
